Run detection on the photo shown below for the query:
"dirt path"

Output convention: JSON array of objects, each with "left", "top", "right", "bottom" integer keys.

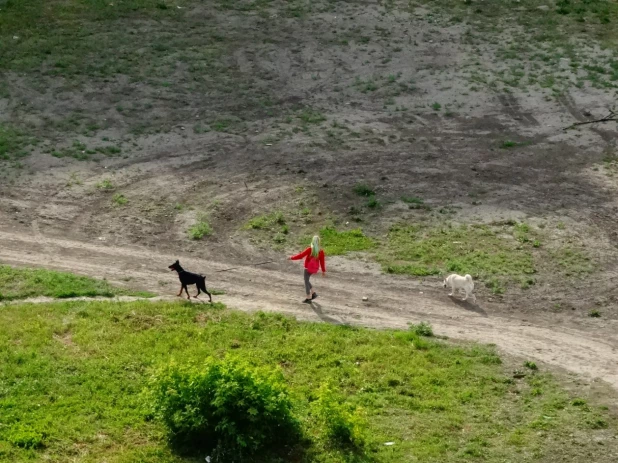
[{"left": 1, "top": 228, "right": 617, "bottom": 392}]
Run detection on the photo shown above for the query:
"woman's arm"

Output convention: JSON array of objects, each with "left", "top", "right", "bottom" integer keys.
[
  {"left": 290, "top": 248, "right": 310, "bottom": 260},
  {"left": 319, "top": 250, "right": 326, "bottom": 272}
]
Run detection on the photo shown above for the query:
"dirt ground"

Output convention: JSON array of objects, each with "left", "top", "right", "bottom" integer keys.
[{"left": 1, "top": 2, "right": 618, "bottom": 393}]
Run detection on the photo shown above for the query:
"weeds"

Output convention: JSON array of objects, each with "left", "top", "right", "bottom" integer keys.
[
  {"left": 366, "top": 195, "right": 380, "bottom": 209},
  {"left": 188, "top": 215, "right": 212, "bottom": 240},
  {"left": 501, "top": 140, "right": 519, "bottom": 149},
  {"left": 96, "top": 179, "right": 114, "bottom": 190},
  {"left": 112, "top": 193, "right": 128, "bottom": 206},
  {"left": 402, "top": 196, "right": 430, "bottom": 210},
  {"left": 353, "top": 183, "right": 375, "bottom": 197},
  {"left": 0, "top": 124, "right": 33, "bottom": 161},
  {"left": 410, "top": 321, "right": 434, "bottom": 337}
]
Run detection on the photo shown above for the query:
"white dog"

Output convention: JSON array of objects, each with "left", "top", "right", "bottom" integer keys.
[{"left": 443, "top": 274, "right": 476, "bottom": 302}]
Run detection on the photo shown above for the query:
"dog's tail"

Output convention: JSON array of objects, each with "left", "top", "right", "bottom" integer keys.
[{"left": 464, "top": 274, "right": 473, "bottom": 282}]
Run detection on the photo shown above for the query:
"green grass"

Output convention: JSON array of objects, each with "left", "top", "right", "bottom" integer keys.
[
  {"left": 317, "top": 226, "right": 375, "bottom": 256},
  {"left": 353, "top": 183, "right": 375, "bottom": 197},
  {"left": 0, "top": 265, "right": 149, "bottom": 301},
  {"left": 96, "top": 178, "right": 114, "bottom": 190},
  {"left": 111, "top": 193, "right": 128, "bottom": 206},
  {"left": 0, "top": 124, "right": 33, "bottom": 161},
  {"left": 0, "top": 300, "right": 615, "bottom": 462},
  {"left": 402, "top": 196, "right": 430, "bottom": 210},
  {"left": 187, "top": 215, "right": 212, "bottom": 240},
  {"left": 500, "top": 140, "right": 519, "bottom": 149},
  {"left": 378, "top": 223, "right": 537, "bottom": 279},
  {"left": 245, "top": 211, "right": 286, "bottom": 230}
]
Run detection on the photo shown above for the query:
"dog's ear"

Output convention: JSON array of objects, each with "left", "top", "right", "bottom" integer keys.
[{"left": 175, "top": 260, "right": 179, "bottom": 264}]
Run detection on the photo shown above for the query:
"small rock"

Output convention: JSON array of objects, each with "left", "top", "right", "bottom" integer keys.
[
  {"left": 362, "top": 296, "right": 369, "bottom": 302},
  {"left": 537, "top": 5, "right": 549, "bottom": 11},
  {"left": 384, "top": 442, "right": 395, "bottom": 446},
  {"left": 583, "top": 110, "right": 592, "bottom": 117},
  {"left": 13, "top": 36, "right": 19, "bottom": 40}
]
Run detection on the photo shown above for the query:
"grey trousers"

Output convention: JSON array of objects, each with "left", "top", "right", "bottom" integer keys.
[{"left": 304, "top": 269, "right": 313, "bottom": 295}]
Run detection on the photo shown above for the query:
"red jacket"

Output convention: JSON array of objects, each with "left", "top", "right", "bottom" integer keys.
[{"left": 291, "top": 247, "right": 326, "bottom": 274}]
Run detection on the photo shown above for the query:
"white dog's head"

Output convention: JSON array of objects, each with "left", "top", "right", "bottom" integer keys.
[{"left": 442, "top": 276, "right": 448, "bottom": 287}]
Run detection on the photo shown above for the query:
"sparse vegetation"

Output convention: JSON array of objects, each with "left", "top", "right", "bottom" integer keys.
[
  {"left": 0, "top": 124, "right": 33, "bottom": 161},
  {"left": 112, "top": 193, "right": 128, "bottom": 206},
  {"left": 353, "top": 183, "right": 375, "bottom": 197},
  {"left": 524, "top": 361, "right": 539, "bottom": 370},
  {"left": 96, "top": 178, "right": 114, "bottom": 190},
  {"left": 188, "top": 215, "right": 212, "bottom": 240}
]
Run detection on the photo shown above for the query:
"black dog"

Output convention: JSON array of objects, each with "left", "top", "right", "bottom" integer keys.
[{"left": 168, "top": 260, "right": 212, "bottom": 302}]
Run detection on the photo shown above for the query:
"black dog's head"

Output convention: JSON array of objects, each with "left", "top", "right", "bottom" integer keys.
[{"left": 168, "top": 260, "right": 182, "bottom": 272}]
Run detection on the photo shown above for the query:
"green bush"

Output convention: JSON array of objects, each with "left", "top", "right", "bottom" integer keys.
[
  {"left": 410, "top": 321, "right": 434, "bottom": 337},
  {"left": 311, "top": 384, "right": 367, "bottom": 448},
  {"left": 188, "top": 216, "right": 212, "bottom": 240},
  {"left": 148, "top": 358, "right": 299, "bottom": 454}
]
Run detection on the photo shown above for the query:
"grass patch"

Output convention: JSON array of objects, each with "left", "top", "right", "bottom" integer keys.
[
  {"left": 501, "top": 140, "right": 519, "bottom": 149},
  {"left": 111, "top": 193, "right": 128, "bottom": 206},
  {"left": 244, "top": 211, "right": 289, "bottom": 245},
  {"left": 187, "top": 215, "right": 212, "bottom": 240},
  {"left": 402, "top": 196, "right": 430, "bottom": 210},
  {"left": 317, "top": 226, "right": 376, "bottom": 256},
  {"left": 353, "top": 183, "right": 375, "bottom": 197},
  {"left": 378, "top": 223, "right": 537, "bottom": 279},
  {"left": 245, "top": 211, "right": 286, "bottom": 230},
  {"left": 0, "top": 265, "right": 148, "bottom": 300},
  {"left": 298, "top": 108, "right": 327, "bottom": 124},
  {"left": 0, "top": 300, "right": 615, "bottom": 462},
  {"left": 0, "top": 124, "right": 33, "bottom": 160},
  {"left": 96, "top": 178, "right": 114, "bottom": 190}
]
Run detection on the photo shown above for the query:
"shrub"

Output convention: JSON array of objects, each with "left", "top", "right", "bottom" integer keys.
[
  {"left": 410, "top": 321, "right": 434, "bottom": 337},
  {"left": 148, "top": 358, "right": 299, "bottom": 454},
  {"left": 353, "top": 183, "right": 375, "bottom": 197},
  {"left": 524, "top": 361, "right": 538, "bottom": 370},
  {"left": 188, "top": 216, "right": 212, "bottom": 240},
  {"left": 366, "top": 195, "right": 380, "bottom": 209},
  {"left": 311, "top": 384, "right": 367, "bottom": 448},
  {"left": 112, "top": 193, "right": 127, "bottom": 206}
]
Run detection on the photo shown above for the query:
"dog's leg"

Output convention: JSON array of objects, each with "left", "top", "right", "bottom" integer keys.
[
  {"left": 177, "top": 284, "right": 183, "bottom": 297},
  {"left": 448, "top": 283, "right": 454, "bottom": 297},
  {"left": 194, "top": 286, "right": 201, "bottom": 298},
  {"left": 205, "top": 289, "right": 212, "bottom": 303},
  {"left": 184, "top": 285, "right": 191, "bottom": 300}
]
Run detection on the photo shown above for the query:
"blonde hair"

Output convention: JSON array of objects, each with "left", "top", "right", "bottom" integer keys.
[{"left": 310, "top": 235, "right": 320, "bottom": 257}]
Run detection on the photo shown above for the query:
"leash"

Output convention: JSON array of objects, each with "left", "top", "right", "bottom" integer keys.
[{"left": 215, "top": 260, "right": 274, "bottom": 273}]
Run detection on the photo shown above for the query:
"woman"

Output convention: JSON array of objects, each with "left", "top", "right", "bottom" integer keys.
[{"left": 289, "top": 235, "right": 326, "bottom": 303}]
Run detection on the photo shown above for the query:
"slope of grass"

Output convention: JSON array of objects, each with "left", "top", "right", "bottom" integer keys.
[
  {"left": 0, "top": 265, "right": 151, "bottom": 300},
  {"left": 0, "top": 300, "right": 615, "bottom": 462},
  {"left": 378, "top": 223, "right": 537, "bottom": 278}
]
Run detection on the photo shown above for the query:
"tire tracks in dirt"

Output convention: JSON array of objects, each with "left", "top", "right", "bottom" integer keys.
[{"left": 1, "top": 228, "right": 617, "bottom": 392}]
